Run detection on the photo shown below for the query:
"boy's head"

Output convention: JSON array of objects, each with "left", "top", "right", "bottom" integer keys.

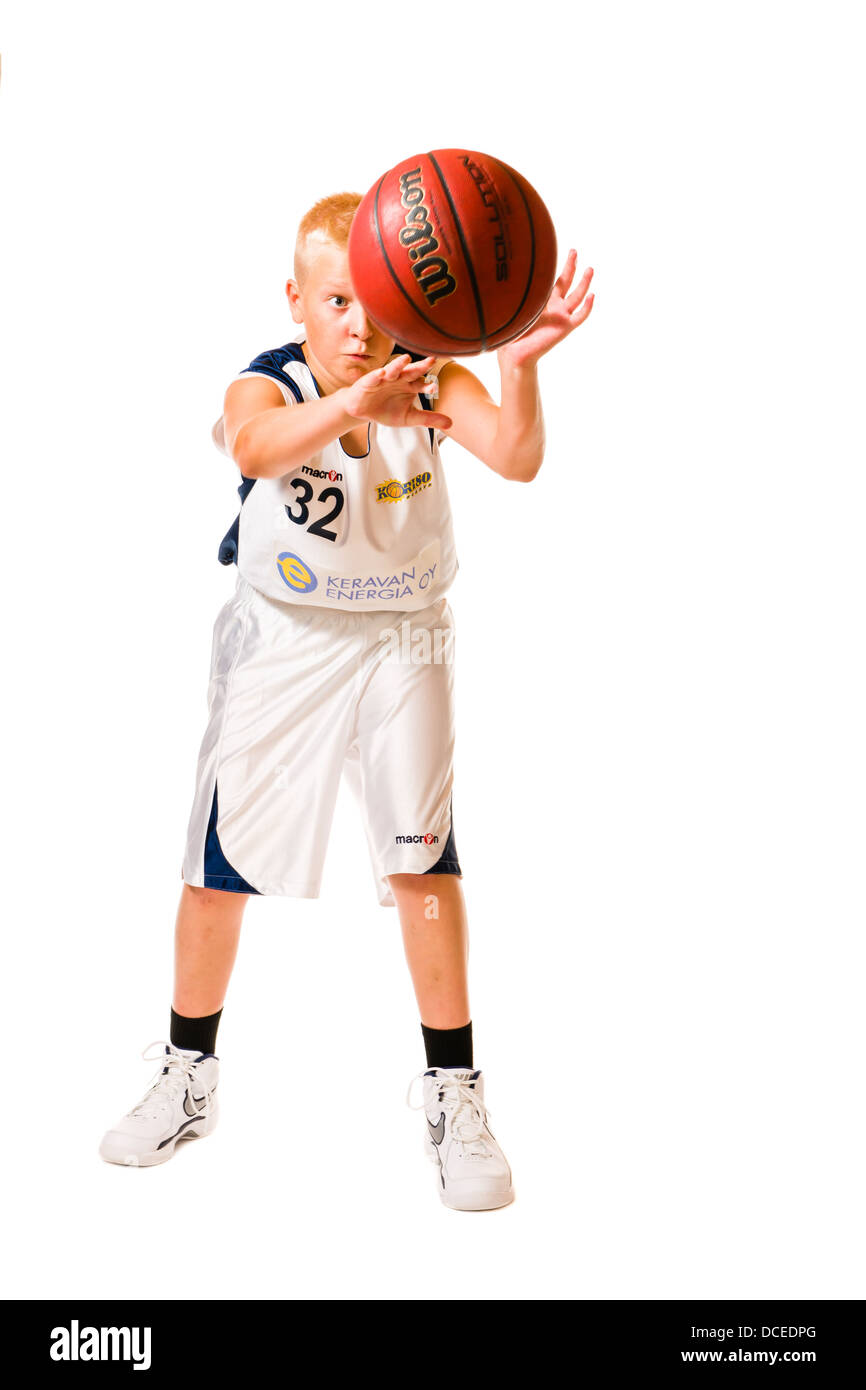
[{"left": 286, "top": 191, "right": 398, "bottom": 392}]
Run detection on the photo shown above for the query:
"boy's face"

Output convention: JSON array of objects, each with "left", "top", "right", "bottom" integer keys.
[{"left": 285, "top": 241, "right": 397, "bottom": 391}]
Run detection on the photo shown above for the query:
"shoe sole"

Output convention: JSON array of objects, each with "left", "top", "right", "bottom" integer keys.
[
  {"left": 99, "top": 1112, "right": 217, "bottom": 1168},
  {"left": 441, "top": 1187, "right": 515, "bottom": 1211}
]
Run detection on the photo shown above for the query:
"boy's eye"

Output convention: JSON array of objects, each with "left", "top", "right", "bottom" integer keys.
[{"left": 329, "top": 295, "right": 348, "bottom": 307}]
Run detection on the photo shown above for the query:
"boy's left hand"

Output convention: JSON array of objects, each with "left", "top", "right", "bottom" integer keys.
[{"left": 498, "top": 249, "right": 594, "bottom": 368}]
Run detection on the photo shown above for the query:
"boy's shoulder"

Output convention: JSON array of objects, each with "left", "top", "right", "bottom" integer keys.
[{"left": 240, "top": 339, "right": 307, "bottom": 389}]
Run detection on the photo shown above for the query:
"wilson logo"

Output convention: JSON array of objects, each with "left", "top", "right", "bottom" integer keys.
[{"left": 398, "top": 167, "right": 457, "bottom": 308}]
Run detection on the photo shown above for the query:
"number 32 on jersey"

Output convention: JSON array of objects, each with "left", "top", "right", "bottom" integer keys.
[{"left": 282, "top": 468, "right": 346, "bottom": 544}]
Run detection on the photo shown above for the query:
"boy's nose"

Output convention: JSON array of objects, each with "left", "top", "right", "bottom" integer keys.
[{"left": 349, "top": 309, "right": 373, "bottom": 342}]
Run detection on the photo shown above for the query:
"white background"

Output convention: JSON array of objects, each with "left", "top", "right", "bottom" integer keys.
[{"left": 1, "top": 0, "right": 863, "bottom": 1300}]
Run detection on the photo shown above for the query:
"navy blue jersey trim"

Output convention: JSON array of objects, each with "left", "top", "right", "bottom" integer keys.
[
  {"left": 218, "top": 474, "right": 256, "bottom": 566},
  {"left": 397, "top": 345, "right": 437, "bottom": 453},
  {"left": 239, "top": 343, "right": 306, "bottom": 405},
  {"left": 217, "top": 344, "right": 306, "bottom": 565}
]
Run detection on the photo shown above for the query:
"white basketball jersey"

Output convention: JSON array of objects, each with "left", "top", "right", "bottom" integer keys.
[{"left": 213, "top": 332, "right": 459, "bottom": 610}]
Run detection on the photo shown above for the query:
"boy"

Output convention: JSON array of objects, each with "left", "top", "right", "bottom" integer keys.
[{"left": 99, "top": 191, "right": 594, "bottom": 1210}]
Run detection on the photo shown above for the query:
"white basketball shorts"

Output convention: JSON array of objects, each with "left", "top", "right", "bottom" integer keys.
[{"left": 181, "top": 574, "right": 461, "bottom": 907}]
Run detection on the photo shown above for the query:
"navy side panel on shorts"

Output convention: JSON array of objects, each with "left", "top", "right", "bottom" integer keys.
[
  {"left": 425, "top": 793, "right": 462, "bottom": 876},
  {"left": 202, "top": 783, "right": 261, "bottom": 894}
]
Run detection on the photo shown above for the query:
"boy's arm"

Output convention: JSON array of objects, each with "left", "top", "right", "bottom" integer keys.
[
  {"left": 436, "top": 247, "right": 595, "bottom": 484},
  {"left": 221, "top": 355, "right": 452, "bottom": 480},
  {"left": 223, "top": 375, "right": 358, "bottom": 479},
  {"left": 435, "top": 357, "right": 544, "bottom": 484}
]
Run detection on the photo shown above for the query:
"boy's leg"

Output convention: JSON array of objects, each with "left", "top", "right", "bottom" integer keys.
[
  {"left": 173, "top": 882, "right": 248, "bottom": 1018},
  {"left": 99, "top": 882, "right": 245, "bottom": 1167},
  {"left": 387, "top": 872, "right": 470, "bottom": 1029},
  {"left": 392, "top": 869, "right": 513, "bottom": 1210}
]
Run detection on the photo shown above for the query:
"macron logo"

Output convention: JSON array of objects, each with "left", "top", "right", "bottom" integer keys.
[{"left": 50, "top": 1320, "right": 152, "bottom": 1371}]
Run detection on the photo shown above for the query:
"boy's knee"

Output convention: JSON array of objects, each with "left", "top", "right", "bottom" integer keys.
[
  {"left": 182, "top": 881, "right": 247, "bottom": 906},
  {"left": 387, "top": 871, "right": 459, "bottom": 902},
  {"left": 184, "top": 882, "right": 215, "bottom": 900}
]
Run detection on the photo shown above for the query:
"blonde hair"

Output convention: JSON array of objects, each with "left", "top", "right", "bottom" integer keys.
[{"left": 294, "top": 191, "right": 363, "bottom": 290}]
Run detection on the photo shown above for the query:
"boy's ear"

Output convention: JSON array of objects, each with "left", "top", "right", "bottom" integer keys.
[{"left": 285, "top": 278, "right": 304, "bottom": 324}]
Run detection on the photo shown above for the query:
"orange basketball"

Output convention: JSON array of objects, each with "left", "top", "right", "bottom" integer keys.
[{"left": 348, "top": 149, "right": 558, "bottom": 356}]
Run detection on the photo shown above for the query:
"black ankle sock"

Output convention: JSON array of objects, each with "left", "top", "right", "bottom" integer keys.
[
  {"left": 421, "top": 1020, "right": 473, "bottom": 1070},
  {"left": 170, "top": 1006, "right": 223, "bottom": 1056}
]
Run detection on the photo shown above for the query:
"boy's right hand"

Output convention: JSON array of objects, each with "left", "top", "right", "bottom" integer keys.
[{"left": 341, "top": 354, "right": 452, "bottom": 431}]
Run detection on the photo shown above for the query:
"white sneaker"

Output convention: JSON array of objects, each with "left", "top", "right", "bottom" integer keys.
[
  {"left": 406, "top": 1066, "right": 515, "bottom": 1210},
  {"left": 99, "top": 1041, "right": 219, "bottom": 1167}
]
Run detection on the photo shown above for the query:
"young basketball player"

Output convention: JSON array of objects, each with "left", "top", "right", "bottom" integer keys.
[{"left": 99, "top": 192, "right": 594, "bottom": 1210}]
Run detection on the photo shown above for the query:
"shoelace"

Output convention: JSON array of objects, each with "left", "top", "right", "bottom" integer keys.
[
  {"left": 406, "top": 1069, "right": 494, "bottom": 1153},
  {"left": 125, "top": 1041, "right": 216, "bottom": 1122}
]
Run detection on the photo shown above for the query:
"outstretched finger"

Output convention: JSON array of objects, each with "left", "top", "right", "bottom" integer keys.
[
  {"left": 570, "top": 292, "right": 594, "bottom": 326},
  {"left": 400, "top": 355, "right": 436, "bottom": 377},
  {"left": 554, "top": 248, "right": 578, "bottom": 296},
  {"left": 410, "top": 407, "right": 452, "bottom": 429},
  {"left": 564, "top": 267, "right": 593, "bottom": 312},
  {"left": 384, "top": 353, "right": 411, "bottom": 378}
]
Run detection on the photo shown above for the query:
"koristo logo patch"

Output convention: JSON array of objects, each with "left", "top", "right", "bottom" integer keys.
[
  {"left": 375, "top": 471, "right": 432, "bottom": 503},
  {"left": 395, "top": 832, "right": 439, "bottom": 845},
  {"left": 50, "top": 1320, "right": 151, "bottom": 1370}
]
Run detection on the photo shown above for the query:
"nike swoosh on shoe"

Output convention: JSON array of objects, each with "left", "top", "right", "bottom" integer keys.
[
  {"left": 183, "top": 1084, "right": 216, "bottom": 1118},
  {"left": 427, "top": 1112, "right": 446, "bottom": 1145}
]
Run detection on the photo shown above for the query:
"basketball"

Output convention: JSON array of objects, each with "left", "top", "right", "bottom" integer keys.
[{"left": 347, "top": 149, "right": 558, "bottom": 357}]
